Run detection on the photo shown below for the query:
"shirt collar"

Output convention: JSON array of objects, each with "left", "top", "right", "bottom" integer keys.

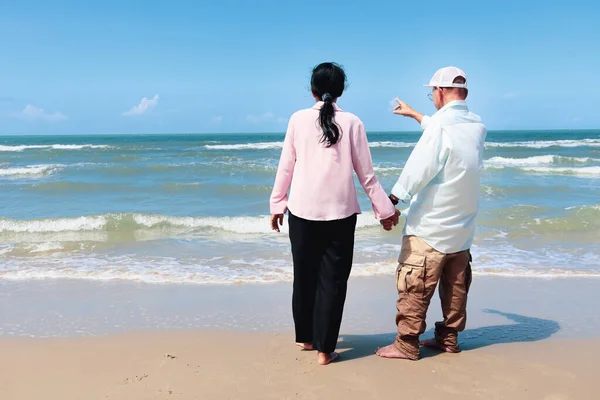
[
  {"left": 311, "top": 101, "right": 343, "bottom": 111},
  {"left": 436, "top": 100, "right": 468, "bottom": 115}
]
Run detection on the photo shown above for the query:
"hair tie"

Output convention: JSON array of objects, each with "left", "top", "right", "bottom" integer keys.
[{"left": 322, "top": 93, "right": 332, "bottom": 102}]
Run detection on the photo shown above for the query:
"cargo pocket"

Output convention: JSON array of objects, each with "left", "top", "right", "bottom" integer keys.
[
  {"left": 466, "top": 251, "right": 473, "bottom": 293},
  {"left": 396, "top": 251, "right": 426, "bottom": 296}
]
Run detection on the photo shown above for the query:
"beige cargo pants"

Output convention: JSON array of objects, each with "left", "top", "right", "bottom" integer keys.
[{"left": 395, "top": 235, "right": 472, "bottom": 360}]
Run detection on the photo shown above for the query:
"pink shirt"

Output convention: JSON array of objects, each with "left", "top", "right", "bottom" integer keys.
[{"left": 270, "top": 102, "right": 396, "bottom": 221}]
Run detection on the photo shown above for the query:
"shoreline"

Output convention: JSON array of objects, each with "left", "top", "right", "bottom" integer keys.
[{"left": 2, "top": 275, "right": 600, "bottom": 339}]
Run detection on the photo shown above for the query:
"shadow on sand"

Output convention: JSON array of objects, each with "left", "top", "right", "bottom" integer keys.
[{"left": 336, "top": 309, "right": 560, "bottom": 361}]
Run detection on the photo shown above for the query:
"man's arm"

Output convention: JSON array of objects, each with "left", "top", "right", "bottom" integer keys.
[
  {"left": 393, "top": 98, "right": 425, "bottom": 124},
  {"left": 391, "top": 121, "right": 450, "bottom": 203}
]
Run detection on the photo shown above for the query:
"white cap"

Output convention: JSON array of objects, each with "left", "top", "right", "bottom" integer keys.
[{"left": 424, "top": 66, "right": 467, "bottom": 88}]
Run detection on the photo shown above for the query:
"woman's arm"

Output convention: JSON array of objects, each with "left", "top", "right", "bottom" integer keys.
[
  {"left": 269, "top": 118, "right": 296, "bottom": 216},
  {"left": 351, "top": 121, "right": 396, "bottom": 220}
]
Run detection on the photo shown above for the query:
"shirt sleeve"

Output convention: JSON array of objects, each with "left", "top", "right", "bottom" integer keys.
[
  {"left": 420, "top": 115, "right": 432, "bottom": 130},
  {"left": 391, "top": 119, "right": 450, "bottom": 203},
  {"left": 351, "top": 121, "right": 396, "bottom": 220},
  {"left": 269, "top": 118, "right": 296, "bottom": 214}
]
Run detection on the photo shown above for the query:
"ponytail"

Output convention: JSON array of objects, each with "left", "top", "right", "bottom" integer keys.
[
  {"left": 310, "top": 62, "right": 346, "bottom": 146},
  {"left": 319, "top": 92, "right": 341, "bottom": 147}
]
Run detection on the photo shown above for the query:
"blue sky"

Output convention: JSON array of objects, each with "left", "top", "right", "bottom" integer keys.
[{"left": 0, "top": 0, "right": 598, "bottom": 135}]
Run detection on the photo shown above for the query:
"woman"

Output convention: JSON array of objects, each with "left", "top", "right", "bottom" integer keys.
[{"left": 269, "top": 62, "right": 399, "bottom": 365}]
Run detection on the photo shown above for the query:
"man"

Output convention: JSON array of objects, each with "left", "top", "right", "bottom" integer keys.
[{"left": 376, "top": 66, "right": 487, "bottom": 360}]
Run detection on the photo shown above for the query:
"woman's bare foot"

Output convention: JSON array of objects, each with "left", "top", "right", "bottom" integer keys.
[
  {"left": 317, "top": 351, "right": 339, "bottom": 365},
  {"left": 420, "top": 338, "right": 460, "bottom": 353},
  {"left": 296, "top": 342, "right": 314, "bottom": 350},
  {"left": 375, "top": 343, "right": 415, "bottom": 360}
]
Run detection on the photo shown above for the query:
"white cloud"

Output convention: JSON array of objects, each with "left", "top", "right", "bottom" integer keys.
[
  {"left": 247, "top": 112, "right": 274, "bottom": 124},
  {"left": 15, "top": 105, "right": 68, "bottom": 122},
  {"left": 503, "top": 91, "right": 521, "bottom": 99},
  {"left": 122, "top": 94, "right": 159, "bottom": 116},
  {"left": 277, "top": 117, "right": 288, "bottom": 125},
  {"left": 212, "top": 115, "right": 223, "bottom": 124}
]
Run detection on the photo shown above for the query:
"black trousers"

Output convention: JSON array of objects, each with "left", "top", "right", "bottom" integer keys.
[{"left": 288, "top": 212, "right": 357, "bottom": 353}]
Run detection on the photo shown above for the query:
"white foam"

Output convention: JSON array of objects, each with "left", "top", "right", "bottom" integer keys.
[
  {"left": 133, "top": 212, "right": 381, "bottom": 233},
  {"left": 486, "top": 155, "right": 554, "bottom": 167},
  {"left": 2, "top": 232, "right": 600, "bottom": 284},
  {"left": 369, "top": 141, "right": 416, "bottom": 148},
  {"left": 485, "top": 155, "right": 598, "bottom": 167},
  {"left": 520, "top": 166, "right": 600, "bottom": 177},
  {"left": 50, "top": 145, "right": 110, "bottom": 150},
  {"left": 1, "top": 254, "right": 598, "bottom": 285},
  {"left": 204, "top": 141, "right": 417, "bottom": 150},
  {"left": 0, "top": 215, "right": 108, "bottom": 233},
  {"left": 0, "top": 164, "right": 64, "bottom": 177},
  {"left": 471, "top": 270, "right": 600, "bottom": 278},
  {"left": 565, "top": 204, "right": 600, "bottom": 211},
  {"left": 486, "top": 139, "right": 600, "bottom": 148},
  {"left": 373, "top": 166, "right": 403, "bottom": 173},
  {"left": 204, "top": 142, "right": 284, "bottom": 150},
  {"left": 24, "top": 242, "right": 65, "bottom": 253},
  {"left": 0, "top": 144, "right": 111, "bottom": 152},
  {"left": 0, "top": 212, "right": 383, "bottom": 235}
]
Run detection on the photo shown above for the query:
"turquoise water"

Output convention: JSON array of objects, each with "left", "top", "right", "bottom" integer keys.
[{"left": 1, "top": 130, "right": 599, "bottom": 283}]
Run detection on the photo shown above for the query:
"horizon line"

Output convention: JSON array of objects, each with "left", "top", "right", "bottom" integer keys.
[{"left": 1, "top": 128, "right": 599, "bottom": 137}]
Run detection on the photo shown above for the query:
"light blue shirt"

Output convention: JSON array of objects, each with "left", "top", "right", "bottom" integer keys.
[{"left": 391, "top": 100, "right": 487, "bottom": 253}]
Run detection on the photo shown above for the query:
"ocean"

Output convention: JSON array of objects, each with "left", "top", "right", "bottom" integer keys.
[{"left": 1, "top": 130, "right": 599, "bottom": 284}]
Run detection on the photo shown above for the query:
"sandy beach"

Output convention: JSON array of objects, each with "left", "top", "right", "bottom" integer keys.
[
  {"left": 1, "top": 276, "right": 599, "bottom": 399},
  {"left": 1, "top": 331, "right": 597, "bottom": 399}
]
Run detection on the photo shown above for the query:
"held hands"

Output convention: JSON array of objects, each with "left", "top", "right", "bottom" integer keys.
[
  {"left": 271, "top": 211, "right": 399, "bottom": 232},
  {"left": 380, "top": 209, "right": 400, "bottom": 231},
  {"left": 270, "top": 213, "right": 284, "bottom": 232}
]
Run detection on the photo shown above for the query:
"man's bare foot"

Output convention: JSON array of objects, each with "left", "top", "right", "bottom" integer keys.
[
  {"left": 317, "top": 351, "right": 339, "bottom": 365},
  {"left": 420, "top": 338, "right": 460, "bottom": 353},
  {"left": 375, "top": 343, "right": 416, "bottom": 360},
  {"left": 296, "top": 342, "right": 314, "bottom": 351}
]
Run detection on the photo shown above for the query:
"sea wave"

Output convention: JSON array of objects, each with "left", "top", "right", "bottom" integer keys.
[
  {"left": 369, "top": 141, "right": 416, "bottom": 148},
  {"left": 485, "top": 138, "right": 600, "bottom": 148},
  {"left": 484, "top": 163, "right": 600, "bottom": 177},
  {"left": 24, "top": 181, "right": 135, "bottom": 193},
  {"left": 0, "top": 212, "right": 383, "bottom": 235},
  {"left": 204, "top": 142, "right": 284, "bottom": 150},
  {"left": 485, "top": 155, "right": 599, "bottom": 167},
  {"left": 0, "top": 144, "right": 111, "bottom": 152},
  {"left": 526, "top": 204, "right": 600, "bottom": 233},
  {"left": 519, "top": 166, "right": 600, "bottom": 177},
  {"left": 373, "top": 166, "right": 403, "bottom": 175},
  {"left": 0, "top": 164, "right": 64, "bottom": 177},
  {"left": 204, "top": 141, "right": 417, "bottom": 150},
  {"left": 3, "top": 138, "right": 598, "bottom": 153},
  {"left": 202, "top": 138, "right": 600, "bottom": 151},
  {"left": 478, "top": 204, "right": 600, "bottom": 235}
]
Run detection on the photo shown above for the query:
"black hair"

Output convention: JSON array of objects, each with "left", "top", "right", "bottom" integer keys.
[{"left": 310, "top": 62, "right": 346, "bottom": 146}]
